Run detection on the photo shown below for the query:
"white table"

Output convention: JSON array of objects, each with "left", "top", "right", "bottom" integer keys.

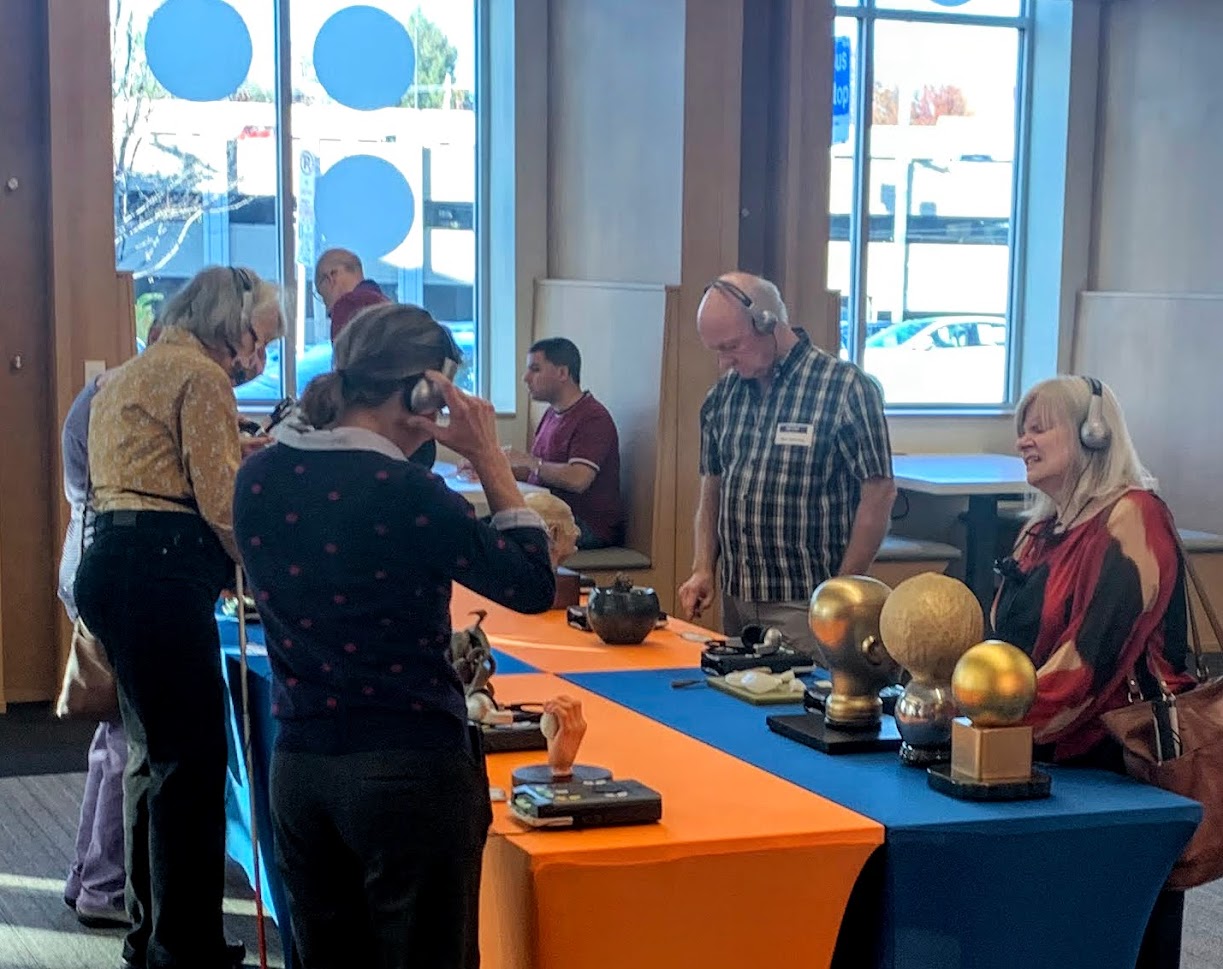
[
  {"left": 434, "top": 462, "right": 549, "bottom": 518},
  {"left": 892, "top": 453, "right": 1030, "bottom": 610}
]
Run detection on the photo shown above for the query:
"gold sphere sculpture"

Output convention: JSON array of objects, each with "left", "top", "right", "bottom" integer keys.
[
  {"left": 877, "top": 572, "right": 984, "bottom": 684},
  {"left": 951, "top": 640, "right": 1038, "bottom": 728}
]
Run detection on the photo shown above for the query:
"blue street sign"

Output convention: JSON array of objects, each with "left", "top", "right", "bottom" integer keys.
[{"left": 832, "top": 36, "right": 852, "bottom": 145}]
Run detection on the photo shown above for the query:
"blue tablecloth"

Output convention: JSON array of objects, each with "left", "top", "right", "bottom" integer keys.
[
  {"left": 564, "top": 668, "right": 1203, "bottom": 969},
  {"left": 215, "top": 613, "right": 538, "bottom": 675},
  {"left": 216, "top": 603, "right": 1202, "bottom": 969}
]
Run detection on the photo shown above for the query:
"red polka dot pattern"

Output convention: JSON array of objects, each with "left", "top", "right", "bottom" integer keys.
[{"left": 234, "top": 442, "right": 556, "bottom": 738}]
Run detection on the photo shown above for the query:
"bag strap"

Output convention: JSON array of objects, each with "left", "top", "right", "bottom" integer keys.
[
  {"left": 1171, "top": 529, "right": 1223, "bottom": 680},
  {"left": 1122, "top": 502, "right": 1217, "bottom": 696}
]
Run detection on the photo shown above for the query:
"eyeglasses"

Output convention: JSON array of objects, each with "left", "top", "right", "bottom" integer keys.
[{"left": 223, "top": 322, "right": 262, "bottom": 361}]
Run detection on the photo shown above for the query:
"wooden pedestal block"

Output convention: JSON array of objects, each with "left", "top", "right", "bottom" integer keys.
[{"left": 950, "top": 718, "right": 1033, "bottom": 783}]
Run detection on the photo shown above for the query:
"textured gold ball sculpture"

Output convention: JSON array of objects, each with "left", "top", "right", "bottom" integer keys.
[
  {"left": 878, "top": 572, "right": 985, "bottom": 765},
  {"left": 951, "top": 640, "right": 1037, "bottom": 728},
  {"left": 878, "top": 572, "right": 985, "bottom": 684}
]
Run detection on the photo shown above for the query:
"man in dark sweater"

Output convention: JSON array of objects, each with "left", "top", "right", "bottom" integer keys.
[{"left": 315, "top": 248, "right": 390, "bottom": 342}]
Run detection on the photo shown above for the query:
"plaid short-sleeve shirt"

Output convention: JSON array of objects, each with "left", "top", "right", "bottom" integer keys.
[{"left": 699, "top": 332, "right": 893, "bottom": 602}]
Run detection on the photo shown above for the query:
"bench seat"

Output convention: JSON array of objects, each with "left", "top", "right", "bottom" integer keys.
[
  {"left": 877, "top": 535, "right": 962, "bottom": 562},
  {"left": 1180, "top": 529, "right": 1223, "bottom": 553},
  {"left": 870, "top": 535, "right": 962, "bottom": 588},
  {"left": 564, "top": 546, "right": 652, "bottom": 572}
]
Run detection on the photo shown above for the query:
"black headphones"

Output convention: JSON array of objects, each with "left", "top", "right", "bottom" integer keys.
[
  {"left": 402, "top": 323, "right": 463, "bottom": 415},
  {"left": 704, "top": 278, "right": 779, "bottom": 334},
  {"left": 230, "top": 267, "right": 255, "bottom": 328},
  {"left": 1080, "top": 376, "right": 1111, "bottom": 451}
]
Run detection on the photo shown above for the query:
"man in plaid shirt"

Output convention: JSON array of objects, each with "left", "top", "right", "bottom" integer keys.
[{"left": 678, "top": 272, "right": 895, "bottom": 649}]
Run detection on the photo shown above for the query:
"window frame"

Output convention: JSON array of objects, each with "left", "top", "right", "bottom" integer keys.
[
  {"left": 111, "top": 0, "right": 489, "bottom": 411},
  {"left": 834, "top": 0, "right": 1035, "bottom": 414}
]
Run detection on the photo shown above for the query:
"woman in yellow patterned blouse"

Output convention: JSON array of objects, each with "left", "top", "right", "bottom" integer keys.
[{"left": 74, "top": 266, "right": 284, "bottom": 969}]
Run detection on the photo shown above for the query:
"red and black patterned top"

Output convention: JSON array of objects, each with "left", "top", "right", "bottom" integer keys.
[
  {"left": 992, "top": 489, "right": 1195, "bottom": 763},
  {"left": 234, "top": 425, "right": 555, "bottom": 754}
]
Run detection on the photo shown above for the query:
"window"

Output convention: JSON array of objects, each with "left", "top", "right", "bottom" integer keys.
[
  {"left": 111, "top": 0, "right": 480, "bottom": 406},
  {"left": 830, "top": 0, "right": 1030, "bottom": 407}
]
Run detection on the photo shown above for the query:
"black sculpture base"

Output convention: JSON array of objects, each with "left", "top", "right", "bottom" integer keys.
[
  {"left": 899, "top": 742, "right": 951, "bottom": 767},
  {"left": 511, "top": 762, "right": 613, "bottom": 787},
  {"left": 927, "top": 763, "right": 1052, "bottom": 801},
  {"left": 766, "top": 713, "right": 903, "bottom": 755},
  {"left": 481, "top": 722, "right": 547, "bottom": 753},
  {"left": 803, "top": 682, "right": 904, "bottom": 718}
]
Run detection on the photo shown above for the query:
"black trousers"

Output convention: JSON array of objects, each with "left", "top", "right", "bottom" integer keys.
[
  {"left": 270, "top": 736, "right": 493, "bottom": 969},
  {"left": 75, "top": 511, "right": 231, "bottom": 969},
  {"left": 1137, "top": 890, "right": 1185, "bottom": 969}
]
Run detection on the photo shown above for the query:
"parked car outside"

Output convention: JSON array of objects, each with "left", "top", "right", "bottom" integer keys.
[{"left": 858, "top": 314, "right": 1007, "bottom": 405}]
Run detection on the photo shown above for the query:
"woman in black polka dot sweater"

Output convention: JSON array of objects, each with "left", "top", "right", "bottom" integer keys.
[{"left": 234, "top": 304, "right": 554, "bottom": 969}]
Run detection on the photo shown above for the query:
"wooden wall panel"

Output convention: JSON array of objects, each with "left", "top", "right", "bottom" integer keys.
[
  {"left": 0, "top": 0, "right": 57, "bottom": 706},
  {"left": 0, "top": 0, "right": 126, "bottom": 704},
  {"left": 739, "top": 0, "right": 836, "bottom": 351},
  {"left": 671, "top": 0, "right": 745, "bottom": 626}
]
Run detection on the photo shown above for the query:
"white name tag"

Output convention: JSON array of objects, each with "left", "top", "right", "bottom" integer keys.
[{"left": 774, "top": 422, "right": 814, "bottom": 447}]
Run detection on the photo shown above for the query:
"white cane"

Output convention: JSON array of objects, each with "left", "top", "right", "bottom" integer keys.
[{"left": 235, "top": 566, "right": 269, "bottom": 969}]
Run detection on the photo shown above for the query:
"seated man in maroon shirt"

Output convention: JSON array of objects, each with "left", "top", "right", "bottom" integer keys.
[
  {"left": 314, "top": 248, "right": 390, "bottom": 342},
  {"left": 505, "top": 338, "right": 625, "bottom": 549}
]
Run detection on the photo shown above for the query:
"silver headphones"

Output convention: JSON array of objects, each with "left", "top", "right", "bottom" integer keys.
[
  {"left": 405, "top": 356, "right": 459, "bottom": 415},
  {"left": 403, "top": 324, "right": 464, "bottom": 414},
  {"left": 705, "top": 279, "right": 779, "bottom": 334},
  {"left": 1080, "top": 376, "right": 1111, "bottom": 451}
]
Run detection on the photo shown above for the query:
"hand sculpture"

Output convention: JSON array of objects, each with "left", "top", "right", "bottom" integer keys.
[
  {"left": 540, "top": 694, "right": 587, "bottom": 779},
  {"left": 725, "top": 668, "right": 805, "bottom": 696}
]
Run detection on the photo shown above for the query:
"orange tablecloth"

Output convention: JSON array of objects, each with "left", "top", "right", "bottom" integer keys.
[
  {"left": 479, "top": 674, "right": 883, "bottom": 969},
  {"left": 452, "top": 586, "right": 713, "bottom": 672}
]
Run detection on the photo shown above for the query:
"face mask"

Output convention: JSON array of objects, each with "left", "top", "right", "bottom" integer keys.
[{"left": 229, "top": 357, "right": 259, "bottom": 387}]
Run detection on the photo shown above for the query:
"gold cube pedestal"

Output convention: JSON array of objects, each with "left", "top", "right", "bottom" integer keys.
[
  {"left": 926, "top": 718, "right": 1051, "bottom": 801},
  {"left": 950, "top": 718, "right": 1033, "bottom": 783}
]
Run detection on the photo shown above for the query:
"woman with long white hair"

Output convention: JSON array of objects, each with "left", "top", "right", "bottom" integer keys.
[{"left": 993, "top": 374, "right": 1195, "bottom": 969}]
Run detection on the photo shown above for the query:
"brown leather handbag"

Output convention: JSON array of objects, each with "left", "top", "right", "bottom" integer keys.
[
  {"left": 56, "top": 617, "right": 119, "bottom": 721},
  {"left": 1101, "top": 544, "right": 1223, "bottom": 890},
  {"left": 55, "top": 488, "right": 119, "bottom": 722}
]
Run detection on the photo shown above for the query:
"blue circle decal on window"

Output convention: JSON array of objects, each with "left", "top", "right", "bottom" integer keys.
[
  {"left": 313, "top": 7, "right": 416, "bottom": 111},
  {"left": 145, "top": 0, "right": 253, "bottom": 102},
  {"left": 315, "top": 155, "right": 415, "bottom": 258},
  {"left": 929, "top": 0, "right": 972, "bottom": 6}
]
